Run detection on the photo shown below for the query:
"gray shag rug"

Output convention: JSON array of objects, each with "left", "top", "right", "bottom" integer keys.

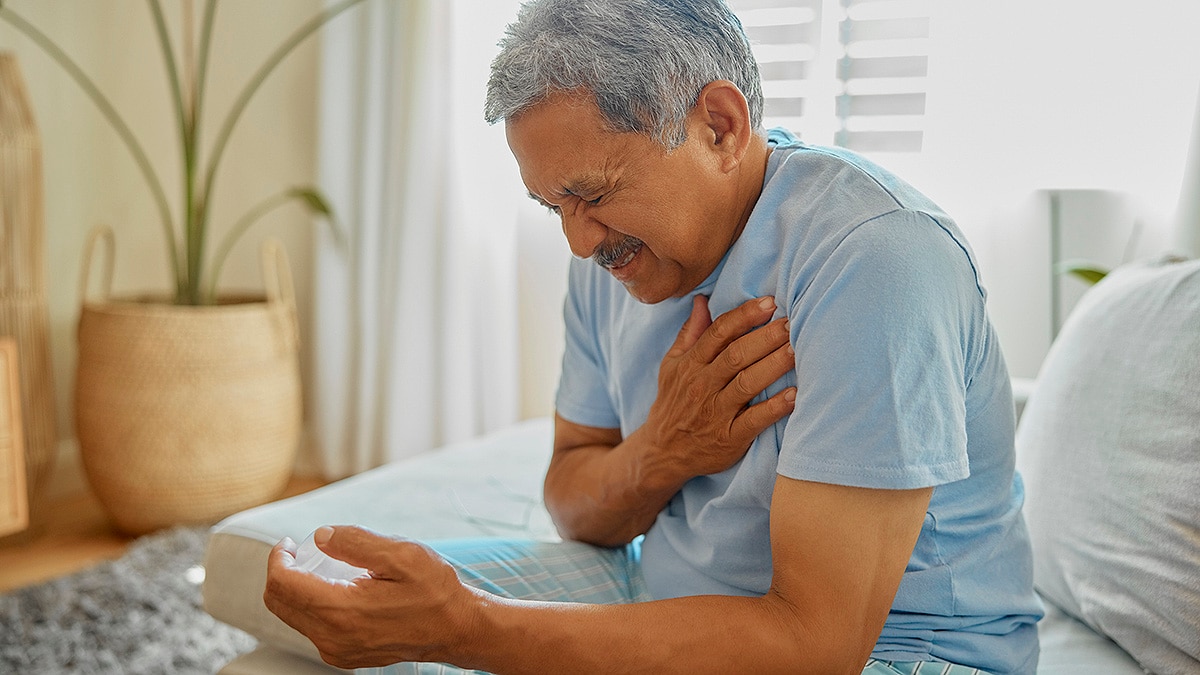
[{"left": 0, "top": 526, "right": 257, "bottom": 674}]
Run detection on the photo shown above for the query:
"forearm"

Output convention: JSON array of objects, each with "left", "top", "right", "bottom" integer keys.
[
  {"left": 451, "top": 590, "right": 856, "bottom": 675},
  {"left": 544, "top": 425, "right": 688, "bottom": 546}
]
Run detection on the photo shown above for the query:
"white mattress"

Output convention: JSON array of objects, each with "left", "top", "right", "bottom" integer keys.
[{"left": 203, "top": 417, "right": 1146, "bottom": 674}]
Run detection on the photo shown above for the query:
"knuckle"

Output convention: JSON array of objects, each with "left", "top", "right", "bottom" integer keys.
[
  {"left": 706, "top": 321, "right": 732, "bottom": 345},
  {"left": 722, "top": 342, "right": 748, "bottom": 369},
  {"left": 684, "top": 375, "right": 710, "bottom": 403},
  {"left": 730, "top": 371, "right": 756, "bottom": 399}
]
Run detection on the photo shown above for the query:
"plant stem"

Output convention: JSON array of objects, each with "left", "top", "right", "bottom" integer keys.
[
  {"left": 0, "top": 6, "right": 183, "bottom": 294},
  {"left": 147, "top": 0, "right": 196, "bottom": 301},
  {"left": 182, "top": 0, "right": 195, "bottom": 107},
  {"left": 194, "top": 0, "right": 218, "bottom": 149},
  {"left": 194, "top": 0, "right": 366, "bottom": 298},
  {"left": 188, "top": 0, "right": 219, "bottom": 304}
]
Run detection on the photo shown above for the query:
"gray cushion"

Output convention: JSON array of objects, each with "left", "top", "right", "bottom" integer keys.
[{"left": 1016, "top": 258, "right": 1200, "bottom": 675}]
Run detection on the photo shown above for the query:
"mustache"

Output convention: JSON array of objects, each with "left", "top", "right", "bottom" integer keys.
[{"left": 592, "top": 235, "right": 644, "bottom": 268}]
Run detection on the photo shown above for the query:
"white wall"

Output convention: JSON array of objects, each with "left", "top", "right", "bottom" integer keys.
[
  {"left": 913, "top": 0, "right": 1200, "bottom": 377},
  {"left": 516, "top": 201, "right": 572, "bottom": 419}
]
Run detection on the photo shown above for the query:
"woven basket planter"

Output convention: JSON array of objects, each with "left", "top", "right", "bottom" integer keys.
[{"left": 74, "top": 228, "right": 301, "bottom": 535}]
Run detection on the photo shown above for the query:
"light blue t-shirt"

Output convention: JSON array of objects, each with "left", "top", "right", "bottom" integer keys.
[{"left": 555, "top": 129, "right": 1043, "bottom": 674}]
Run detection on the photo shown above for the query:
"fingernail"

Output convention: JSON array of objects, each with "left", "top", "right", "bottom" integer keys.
[
  {"left": 758, "top": 297, "right": 775, "bottom": 311},
  {"left": 785, "top": 388, "right": 797, "bottom": 403},
  {"left": 314, "top": 526, "right": 334, "bottom": 546}
]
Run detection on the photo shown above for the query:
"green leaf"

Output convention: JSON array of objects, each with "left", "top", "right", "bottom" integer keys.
[
  {"left": 291, "top": 187, "right": 347, "bottom": 252},
  {"left": 204, "top": 185, "right": 345, "bottom": 302},
  {"left": 289, "top": 187, "right": 333, "bottom": 217},
  {"left": 1054, "top": 259, "right": 1110, "bottom": 285}
]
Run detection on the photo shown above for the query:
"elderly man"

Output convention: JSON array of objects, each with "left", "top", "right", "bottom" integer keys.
[{"left": 263, "top": 1, "right": 1043, "bottom": 673}]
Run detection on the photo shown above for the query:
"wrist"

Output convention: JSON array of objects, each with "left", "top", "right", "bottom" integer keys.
[
  {"left": 444, "top": 585, "right": 496, "bottom": 669},
  {"left": 626, "top": 426, "right": 692, "bottom": 500}
]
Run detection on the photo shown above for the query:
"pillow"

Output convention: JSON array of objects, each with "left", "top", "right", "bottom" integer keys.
[{"left": 1016, "top": 257, "right": 1200, "bottom": 675}]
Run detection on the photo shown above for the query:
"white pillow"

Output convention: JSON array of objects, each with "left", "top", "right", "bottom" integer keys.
[{"left": 1016, "top": 258, "right": 1200, "bottom": 675}]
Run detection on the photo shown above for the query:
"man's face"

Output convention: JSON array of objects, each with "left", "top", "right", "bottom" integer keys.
[{"left": 505, "top": 92, "right": 742, "bottom": 304}]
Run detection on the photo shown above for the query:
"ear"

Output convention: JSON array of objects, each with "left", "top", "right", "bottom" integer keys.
[{"left": 692, "top": 80, "right": 754, "bottom": 172}]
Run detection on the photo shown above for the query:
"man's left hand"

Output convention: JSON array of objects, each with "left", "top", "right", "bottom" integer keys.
[{"left": 263, "top": 526, "right": 480, "bottom": 670}]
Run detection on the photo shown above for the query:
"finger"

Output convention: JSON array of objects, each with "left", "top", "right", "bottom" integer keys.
[
  {"left": 264, "top": 540, "right": 337, "bottom": 620},
  {"left": 278, "top": 536, "right": 298, "bottom": 556},
  {"left": 666, "top": 295, "right": 713, "bottom": 357},
  {"left": 717, "top": 334, "right": 795, "bottom": 407},
  {"left": 731, "top": 386, "right": 797, "bottom": 442},
  {"left": 689, "top": 296, "right": 777, "bottom": 364},
  {"left": 317, "top": 525, "right": 430, "bottom": 580},
  {"left": 268, "top": 537, "right": 301, "bottom": 574},
  {"left": 709, "top": 317, "right": 789, "bottom": 387}
]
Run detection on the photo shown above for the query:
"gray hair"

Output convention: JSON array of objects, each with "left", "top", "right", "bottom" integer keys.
[{"left": 484, "top": 0, "right": 763, "bottom": 149}]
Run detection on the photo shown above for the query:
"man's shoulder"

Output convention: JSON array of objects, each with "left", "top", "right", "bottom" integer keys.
[{"left": 766, "top": 142, "right": 940, "bottom": 218}]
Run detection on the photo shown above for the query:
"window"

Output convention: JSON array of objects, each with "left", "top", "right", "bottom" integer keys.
[{"left": 730, "top": 0, "right": 933, "bottom": 157}]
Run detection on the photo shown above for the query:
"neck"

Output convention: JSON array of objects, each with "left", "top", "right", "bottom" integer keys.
[{"left": 727, "top": 133, "right": 772, "bottom": 247}]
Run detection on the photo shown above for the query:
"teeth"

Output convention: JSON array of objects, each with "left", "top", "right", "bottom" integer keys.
[
  {"left": 594, "top": 238, "right": 645, "bottom": 270},
  {"left": 609, "top": 247, "right": 639, "bottom": 269}
]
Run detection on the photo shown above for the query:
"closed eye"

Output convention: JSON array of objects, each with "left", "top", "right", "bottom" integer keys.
[{"left": 528, "top": 191, "right": 561, "bottom": 215}]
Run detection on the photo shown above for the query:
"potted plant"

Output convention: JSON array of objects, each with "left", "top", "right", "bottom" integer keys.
[{"left": 0, "top": 0, "right": 365, "bottom": 534}]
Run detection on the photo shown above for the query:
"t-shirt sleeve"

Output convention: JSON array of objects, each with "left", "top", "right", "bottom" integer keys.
[
  {"left": 778, "top": 209, "right": 977, "bottom": 489},
  {"left": 554, "top": 259, "right": 621, "bottom": 429}
]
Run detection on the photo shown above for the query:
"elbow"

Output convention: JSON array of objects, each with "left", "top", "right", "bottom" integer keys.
[
  {"left": 543, "top": 471, "right": 648, "bottom": 547},
  {"left": 544, "top": 498, "right": 642, "bottom": 548},
  {"left": 762, "top": 590, "right": 877, "bottom": 675}
]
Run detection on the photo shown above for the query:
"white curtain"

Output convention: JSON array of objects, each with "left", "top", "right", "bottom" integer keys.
[{"left": 312, "top": 0, "right": 523, "bottom": 478}]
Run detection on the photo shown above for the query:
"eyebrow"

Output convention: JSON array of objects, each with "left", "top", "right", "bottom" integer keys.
[
  {"left": 564, "top": 174, "right": 608, "bottom": 196},
  {"left": 525, "top": 173, "right": 610, "bottom": 207}
]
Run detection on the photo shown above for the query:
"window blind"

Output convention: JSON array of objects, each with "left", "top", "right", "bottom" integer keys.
[{"left": 731, "top": 0, "right": 932, "bottom": 154}]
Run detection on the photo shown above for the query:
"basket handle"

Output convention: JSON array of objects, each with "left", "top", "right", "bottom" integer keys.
[
  {"left": 260, "top": 239, "right": 299, "bottom": 357},
  {"left": 78, "top": 226, "right": 115, "bottom": 304},
  {"left": 260, "top": 239, "right": 296, "bottom": 308}
]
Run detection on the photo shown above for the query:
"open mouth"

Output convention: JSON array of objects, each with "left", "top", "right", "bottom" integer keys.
[{"left": 595, "top": 237, "right": 644, "bottom": 270}]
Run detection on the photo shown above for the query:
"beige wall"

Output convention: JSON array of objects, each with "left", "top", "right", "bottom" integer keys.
[{"left": 0, "top": 1, "right": 324, "bottom": 480}]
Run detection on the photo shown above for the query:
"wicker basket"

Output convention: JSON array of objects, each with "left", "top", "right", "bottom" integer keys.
[{"left": 74, "top": 227, "right": 301, "bottom": 535}]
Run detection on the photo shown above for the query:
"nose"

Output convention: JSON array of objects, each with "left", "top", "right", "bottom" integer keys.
[{"left": 561, "top": 208, "right": 607, "bottom": 260}]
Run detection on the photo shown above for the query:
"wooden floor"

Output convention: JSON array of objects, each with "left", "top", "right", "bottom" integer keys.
[{"left": 0, "top": 474, "right": 328, "bottom": 593}]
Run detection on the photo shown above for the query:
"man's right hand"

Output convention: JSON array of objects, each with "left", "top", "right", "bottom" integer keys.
[
  {"left": 643, "top": 294, "right": 796, "bottom": 480},
  {"left": 545, "top": 295, "right": 796, "bottom": 546}
]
